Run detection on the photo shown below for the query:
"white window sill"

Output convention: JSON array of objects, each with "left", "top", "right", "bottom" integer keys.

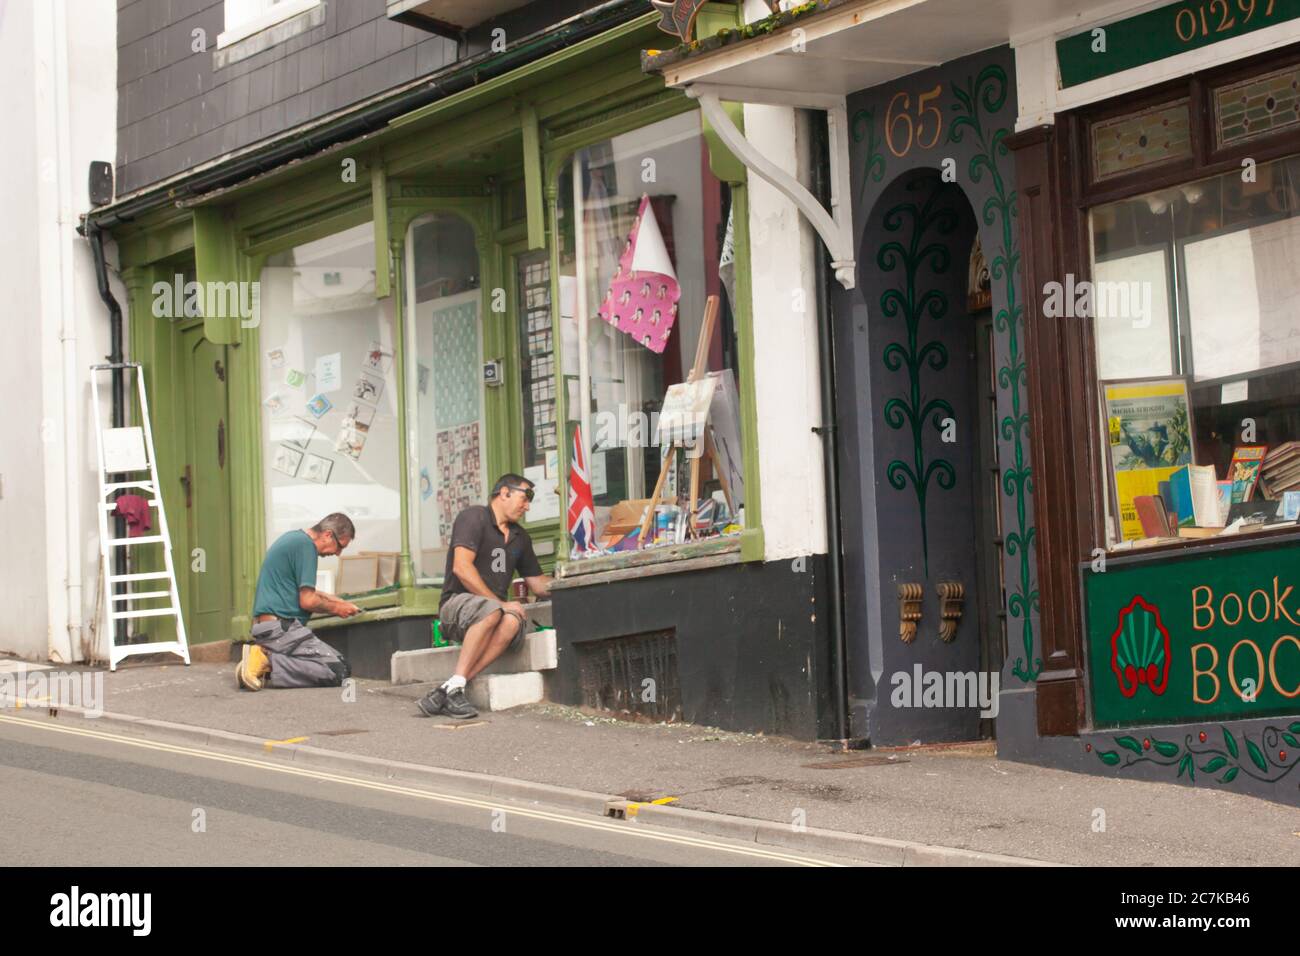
[{"left": 217, "top": 0, "right": 321, "bottom": 50}]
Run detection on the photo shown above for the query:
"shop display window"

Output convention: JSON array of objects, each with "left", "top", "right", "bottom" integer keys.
[
  {"left": 557, "top": 110, "right": 746, "bottom": 556},
  {"left": 408, "top": 213, "right": 484, "bottom": 582},
  {"left": 1090, "top": 154, "right": 1300, "bottom": 549},
  {"left": 517, "top": 250, "right": 558, "bottom": 471},
  {"left": 258, "top": 222, "right": 401, "bottom": 588}
]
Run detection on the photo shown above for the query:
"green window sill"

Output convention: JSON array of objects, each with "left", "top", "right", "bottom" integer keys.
[{"left": 308, "top": 584, "right": 441, "bottom": 629}]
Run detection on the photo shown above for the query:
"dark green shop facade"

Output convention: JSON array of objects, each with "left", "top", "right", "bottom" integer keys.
[{"left": 93, "top": 11, "right": 836, "bottom": 740}]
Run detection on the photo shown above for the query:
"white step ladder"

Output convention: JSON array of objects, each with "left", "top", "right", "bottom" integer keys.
[{"left": 91, "top": 363, "right": 190, "bottom": 671}]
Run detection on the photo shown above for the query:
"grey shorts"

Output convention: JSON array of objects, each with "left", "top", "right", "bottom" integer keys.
[{"left": 438, "top": 593, "right": 526, "bottom": 651}]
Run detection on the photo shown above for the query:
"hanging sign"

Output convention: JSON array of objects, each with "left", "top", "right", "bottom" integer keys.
[{"left": 649, "top": 0, "right": 710, "bottom": 41}]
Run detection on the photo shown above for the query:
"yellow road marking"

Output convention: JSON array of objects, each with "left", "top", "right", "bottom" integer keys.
[
  {"left": 428, "top": 722, "right": 487, "bottom": 732},
  {"left": 651, "top": 796, "right": 678, "bottom": 805},
  {"left": 264, "top": 736, "right": 309, "bottom": 750},
  {"left": 0, "top": 714, "right": 842, "bottom": 866}
]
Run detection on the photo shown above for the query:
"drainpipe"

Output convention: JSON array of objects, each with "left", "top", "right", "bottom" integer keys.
[
  {"left": 808, "top": 112, "right": 853, "bottom": 747},
  {"left": 87, "top": 222, "right": 128, "bottom": 652}
]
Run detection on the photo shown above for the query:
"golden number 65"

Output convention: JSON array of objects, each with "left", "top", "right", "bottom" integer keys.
[{"left": 884, "top": 84, "right": 945, "bottom": 158}]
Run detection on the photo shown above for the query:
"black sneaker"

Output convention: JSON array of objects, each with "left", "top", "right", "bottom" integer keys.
[
  {"left": 443, "top": 687, "right": 479, "bottom": 719},
  {"left": 415, "top": 686, "right": 446, "bottom": 717}
]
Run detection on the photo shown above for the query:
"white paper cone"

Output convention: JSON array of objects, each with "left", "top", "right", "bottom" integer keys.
[{"left": 629, "top": 199, "right": 677, "bottom": 280}]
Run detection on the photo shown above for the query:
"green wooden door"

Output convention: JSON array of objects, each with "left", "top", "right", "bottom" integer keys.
[{"left": 181, "top": 327, "right": 235, "bottom": 643}]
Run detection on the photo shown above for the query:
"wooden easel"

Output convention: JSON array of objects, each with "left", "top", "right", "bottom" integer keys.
[{"left": 638, "top": 295, "right": 736, "bottom": 545}]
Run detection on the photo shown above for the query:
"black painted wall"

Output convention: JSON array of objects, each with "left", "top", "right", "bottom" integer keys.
[{"left": 550, "top": 558, "right": 834, "bottom": 740}]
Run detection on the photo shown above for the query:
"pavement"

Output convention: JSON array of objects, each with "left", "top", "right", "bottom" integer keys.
[{"left": 6, "top": 657, "right": 1300, "bottom": 866}]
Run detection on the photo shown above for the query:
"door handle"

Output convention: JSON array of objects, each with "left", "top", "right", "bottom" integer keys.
[
  {"left": 217, "top": 419, "right": 226, "bottom": 468},
  {"left": 180, "top": 466, "right": 192, "bottom": 509}
]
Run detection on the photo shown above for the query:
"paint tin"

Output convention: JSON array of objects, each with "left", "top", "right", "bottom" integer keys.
[{"left": 655, "top": 505, "right": 674, "bottom": 543}]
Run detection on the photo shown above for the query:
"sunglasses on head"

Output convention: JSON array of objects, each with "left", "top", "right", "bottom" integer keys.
[{"left": 506, "top": 484, "right": 535, "bottom": 502}]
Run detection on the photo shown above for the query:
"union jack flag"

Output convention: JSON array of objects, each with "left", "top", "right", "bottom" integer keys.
[{"left": 568, "top": 424, "right": 597, "bottom": 554}]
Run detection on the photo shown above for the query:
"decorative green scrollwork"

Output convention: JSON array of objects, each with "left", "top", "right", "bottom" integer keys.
[
  {"left": 949, "top": 64, "right": 1041, "bottom": 683},
  {"left": 1092, "top": 722, "right": 1300, "bottom": 786},
  {"left": 878, "top": 180, "right": 959, "bottom": 576},
  {"left": 851, "top": 107, "right": 886, "bottom": 185}
]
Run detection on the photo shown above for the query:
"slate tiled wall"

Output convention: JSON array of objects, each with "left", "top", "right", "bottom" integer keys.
[{"left": 115, "top": 0, "right": 457, "bottom": 195}]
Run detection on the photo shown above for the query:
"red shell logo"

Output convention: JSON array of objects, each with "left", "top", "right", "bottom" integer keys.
[{"left": 1110, "top": 595, "right": 1171, "bottom": 698}]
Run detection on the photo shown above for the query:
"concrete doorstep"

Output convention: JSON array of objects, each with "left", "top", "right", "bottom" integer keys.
[
  {"left": 4, "top": 700, "right": 1055, "bottom": 867},
  {"left": 391, "top": 630, "right": 557, "bottom": 687}
]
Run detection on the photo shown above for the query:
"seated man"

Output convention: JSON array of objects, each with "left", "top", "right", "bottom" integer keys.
[
  {"left": 237, "top": 513, "right": 362, "bottom": 691},
  {"left": 417, "top": 474, "right": 551, "bottom": 719}
]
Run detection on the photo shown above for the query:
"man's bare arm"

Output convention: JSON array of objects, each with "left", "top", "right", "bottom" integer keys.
[
  {"left": 299, "top": 586, "right": 361, "bottom": 618},
  {"left": 525, "top": 575, "right": 551, "bottom": 600},
  {"left": 451, "top": 546, "right": 504, "bottom": 601}
]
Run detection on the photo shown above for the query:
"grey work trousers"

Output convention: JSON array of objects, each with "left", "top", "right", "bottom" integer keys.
[{"left": 250, "top": 617, "right": 350, "bottom": 689}]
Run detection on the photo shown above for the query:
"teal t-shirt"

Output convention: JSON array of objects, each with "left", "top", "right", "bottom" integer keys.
[{"left": 251, "top": 530, "right": 319, "bottom": 624}]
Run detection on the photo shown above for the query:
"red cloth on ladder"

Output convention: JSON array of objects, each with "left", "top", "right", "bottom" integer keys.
[{"left": 113, "top": 494, "right": 152, "bottom": 537}]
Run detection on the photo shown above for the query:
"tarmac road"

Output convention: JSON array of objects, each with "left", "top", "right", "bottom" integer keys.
[{"left": 0, "top": 715, "right": 852, "bottom": 867}]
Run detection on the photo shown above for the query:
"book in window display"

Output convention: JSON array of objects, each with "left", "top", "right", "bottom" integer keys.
[
  {"left": 1228, "top": 444, "right": 1267, "bottom": 503},
  {"left": 1102, "top": 377, "right": 1195, "bottom": 543},
  {"left": 1260, "top": 441, "right": 1300, "bottom": 499}
]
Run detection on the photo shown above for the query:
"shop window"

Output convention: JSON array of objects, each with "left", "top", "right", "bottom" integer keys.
[
  {"left": 408, "top": 213, "right": 484, "bottom": 582},
  {"left": 258, "top": 222, "right": 401, "bottom": 591},
  {"left": 1090, "top": 100, "right": 1192, "bottom": 182},
  {"left": 1090, "top": 154, "right": 1300, "bottom": 548},
  {"left": 517, "top": 250, "right": 557, "bottom": 470},
  {"left": 557, "top": 110, "right": 745, "bottom": 555},
  {"left": 1214, "top": 63, "right": 1300, "bottom": 148}
]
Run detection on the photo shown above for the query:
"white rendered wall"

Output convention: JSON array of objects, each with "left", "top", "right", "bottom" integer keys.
[
  {"left": 68, "top": 0, "right": 124, "bottom": 664},
  {"left": 742, "top": 103, "right": 828, "bottom": 562},
  {"left": 0, "top": 0, "right": 52, "bottom": 660},
  {"left": 0, "top": 0, "right": 118, "bottom": 662}
]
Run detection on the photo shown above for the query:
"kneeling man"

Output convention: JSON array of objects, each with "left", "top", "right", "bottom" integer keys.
[
  {"left": 417, "top": 475, "right": 551, "bottom": 719},
  {"left": 237, "top": 513, "right": 362, "bottom": 691}
]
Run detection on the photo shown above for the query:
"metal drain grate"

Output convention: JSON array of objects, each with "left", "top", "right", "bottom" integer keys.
[{"left": 574, "top": 629, "right": 681, "bottom": 721}]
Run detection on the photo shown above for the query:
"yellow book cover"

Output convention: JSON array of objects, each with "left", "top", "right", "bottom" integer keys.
[{"left": 1103, "top": 379, "right": 1193, "bottom": 542}]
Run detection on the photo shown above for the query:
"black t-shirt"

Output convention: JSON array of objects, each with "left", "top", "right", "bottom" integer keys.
[{"left": 440, "top": 504, "right": 543, "bottom": 607}]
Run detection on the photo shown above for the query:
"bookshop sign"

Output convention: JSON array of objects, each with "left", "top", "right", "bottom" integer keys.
[{"left": 1084, "top": 538, "right": 1300, "bottom": 727}]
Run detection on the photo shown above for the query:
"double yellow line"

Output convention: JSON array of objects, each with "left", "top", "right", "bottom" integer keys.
[{"left": 0, "top": 713, "right": 843, "bottom": 867}]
